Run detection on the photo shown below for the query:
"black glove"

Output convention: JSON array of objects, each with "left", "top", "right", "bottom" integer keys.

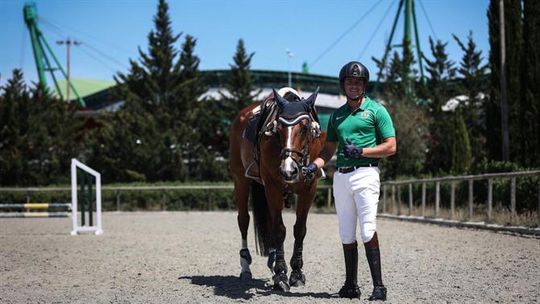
[
  {"left": 344, "top": 138, "right": 363, "bottom": 158},
  {"left": 302, "top": 162, "right": 318, "bottom": 183}
]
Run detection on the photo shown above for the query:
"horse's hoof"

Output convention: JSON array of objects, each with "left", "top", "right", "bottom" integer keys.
[
  {"left": 289, "top": 272, "right": 305, "bottom": 287},
  {"left": 273, "top": 280, "right": 290, "bottom": 292},
  {"left": 239, "top": 271, "right": 252, "bottom": 280},
  {"left": 272, "top": 273, "right": 290, "bottom": 291}
]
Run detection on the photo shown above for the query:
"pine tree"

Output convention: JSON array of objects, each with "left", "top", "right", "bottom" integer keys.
[
  {"left": 487, "top": 0, "right": 523, "bottom": 162},
  {"left": 0, "top": 70, "right": 28, "bottom": 185},
  {"left": 93, "top": 0, "right": 188, "bottom": 182},
  {"left": 176, "top": 35, "right": 220, "bottom": 180},
  {"left": 453, "top": 32, "right": 489, "bottom": 163},
  {"left": 423, "top": 38, "right": 456, "bottom": 173},
  {"left": 371, "top": 42, "right": 428, "bottom": 178},
  {"left": 451, "top": 109, "right": 472, "bottom": 173},
  {"left": 0, "top": 69, "right": 81, "bottom": 185},
  {"left": 520, "top": 0, "right": 540, "bottom": 167},
  {"left": 221, "top": 39, "right": 260, "bottom": 119},
  {"left": 504, "top": 0, "right": 523, "bottom": 162}
]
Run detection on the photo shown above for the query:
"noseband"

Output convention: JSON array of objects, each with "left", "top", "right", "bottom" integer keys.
[{"left": 274, "top": 113, "right": 319, "bottom": 176}]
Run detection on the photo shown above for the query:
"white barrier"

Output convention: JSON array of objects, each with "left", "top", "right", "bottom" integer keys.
[{"left": 71, "top": 159, "right": 103, "bottom": 235}]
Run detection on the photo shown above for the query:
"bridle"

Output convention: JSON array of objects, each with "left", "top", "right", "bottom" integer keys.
[{"left": 267, "top": 112, "right": 321, "bottom": 183}]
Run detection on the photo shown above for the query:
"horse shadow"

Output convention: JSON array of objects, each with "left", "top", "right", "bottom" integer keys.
[{"left": 178, "top": 275, "right": 334, "bottom": 300}]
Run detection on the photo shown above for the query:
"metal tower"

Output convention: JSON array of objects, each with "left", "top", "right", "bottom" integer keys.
[
  {"left": 376, "top": 0, "right": 426, "bottom": 84},
  {"left": 23, "top": 2, "right": 85, "bottom": 107}
]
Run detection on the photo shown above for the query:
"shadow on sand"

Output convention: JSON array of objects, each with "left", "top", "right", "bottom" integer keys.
[{"left": 178, "top": 275, "right": 335, "bottom": 300}]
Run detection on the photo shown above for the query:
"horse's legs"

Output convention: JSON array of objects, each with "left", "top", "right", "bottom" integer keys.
[
  {"left": 271, "top": 213, "right": 289, "bottom": 291},
  {"left": 234, "top": 177, "right": 252, "bottom": 280},
  {"left": 265, "top": 187, "right": 289, "bottom": 291},
  {"left": 289, "top": 192, "right": 314, "bottom": 287}
]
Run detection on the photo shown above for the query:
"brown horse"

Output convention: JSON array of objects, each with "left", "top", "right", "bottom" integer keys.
[{"left": 229, "top": 88, "right": 326, "bottom": 291}]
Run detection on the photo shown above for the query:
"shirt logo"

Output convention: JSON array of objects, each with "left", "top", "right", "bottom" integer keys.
[{"left": 361, "top": 111, "right": 370, "bottom": 118}]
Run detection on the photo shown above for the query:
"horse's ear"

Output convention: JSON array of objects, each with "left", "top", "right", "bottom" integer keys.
[
  {"left": 272, "top": 88, "right": 287, "bottom": 108},
  {"left": 304, "top": 87, "right": 319, "bottom": 108}
]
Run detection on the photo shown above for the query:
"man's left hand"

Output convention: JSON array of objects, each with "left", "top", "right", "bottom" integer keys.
[
  {"left": 302, "top": 163, "right": 318, "bottom": 183},
  {"left": 344, "top": 138, "right": 363, "bottom": 158}
]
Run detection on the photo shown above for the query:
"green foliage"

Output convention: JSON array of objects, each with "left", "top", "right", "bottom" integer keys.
[
  {"left": 221, "top": 39, "right": 260, "bottom": 120},
  {"left": 380, "top": 100, "right": 428, "bottom": 179},
  {"left": 451, "top": 110, "right": 472, "bottom": 174},
  {"left": 453, "top": 32, "right": 489, "bottom": 163},
  {"left": 423, "top": 38, "right": 457, "bottom": 173},
  {"left": 0, "top": 69, "right": 83, "bottom": 186},
  {"left": 88, "top": 0, "right": 225, "bottom": 182},
  {"left": 520, "top": 0, "right": 540, "bottom": 167},
  {"left": 372, "top": 40, "right": 427, "bottom": 178}
]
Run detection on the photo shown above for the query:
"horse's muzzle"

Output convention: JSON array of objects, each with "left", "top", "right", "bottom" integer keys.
[{"left": 280, "top": 157, "right": 300, "bottom": 183}]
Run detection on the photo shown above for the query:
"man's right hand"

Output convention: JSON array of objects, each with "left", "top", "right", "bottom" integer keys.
[{"left": 302, "top": 163, "right": 318, "bottom": 183}]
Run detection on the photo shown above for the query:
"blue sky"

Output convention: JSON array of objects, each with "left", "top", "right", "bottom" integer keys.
[{"left": 0, "top": 0, "right": 490, "bottom": 86}]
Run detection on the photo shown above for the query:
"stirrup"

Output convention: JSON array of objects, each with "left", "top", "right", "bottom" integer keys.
[{"left": 244, "top": 162, "right": 261, "bottom": 182}]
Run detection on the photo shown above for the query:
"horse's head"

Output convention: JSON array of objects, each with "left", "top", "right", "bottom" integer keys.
[{"left": 271, "top": 88, "right": 321, "bottom": 184}]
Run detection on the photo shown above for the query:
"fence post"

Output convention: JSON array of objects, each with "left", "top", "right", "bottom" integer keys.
[
  {"left": 116, "top": 190, "right": 120, "bottom": 212},
  {"left": 397, "top": 185, "right": 402, "bottom": 215},
  {"left": 468, "top": 179, "right": 474, "bottom": 219},
  {"left": 422, "top": 182, "right": 426, "bottom": 217},
  {"left": 383, "top": 185, "right": 387, "bottom": 213},
  {"left": 161, "top": 191, "right": 166, "bottom": 211},
  {"left": 537, "top": 182, "right": 540, "bottom": 227},
  {"left": 392, "top": 185, "right": 396, "bottom": 215},
  {"left": 327, "top": 188, "right": 332, "bottom": 209},
  {"left": 408, "top": 184, "right": 413, "bottom": 216},
  {"left": 488, "top": 179, "right": 493, "bottom": 221},
  {"left": 450, "top": 182, "right": 456, "bottom": 220},
  {"left": 511, "top": 177, "right": 516, "bottom": 219},
  {"left": 435, "top": 181, "right": 440, "bottom": 217}
]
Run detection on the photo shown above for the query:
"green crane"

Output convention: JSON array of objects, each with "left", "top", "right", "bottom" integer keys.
[
  {"left": 376, "top": 0, "right": 426, "bottom": 86},
  {"left": 23, "top": 1, "right": 86, "bottom": 107}
]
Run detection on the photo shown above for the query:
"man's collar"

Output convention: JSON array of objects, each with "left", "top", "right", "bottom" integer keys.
[{"left": 348, "top": 96, "right": 369, "bottom": 113}]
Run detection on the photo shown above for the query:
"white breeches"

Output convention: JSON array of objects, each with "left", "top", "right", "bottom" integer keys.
[{"left": 333, "top": 167, "right": 380, "bottom": 244}]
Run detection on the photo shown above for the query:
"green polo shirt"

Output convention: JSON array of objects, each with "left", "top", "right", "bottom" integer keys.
[{"left": 327, "top": 97, "right": 395, "bottom": 167}]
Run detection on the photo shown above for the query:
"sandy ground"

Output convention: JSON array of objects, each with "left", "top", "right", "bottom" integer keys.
[{"left": 1, "top": 211, "right": 539, "bottom": 304}]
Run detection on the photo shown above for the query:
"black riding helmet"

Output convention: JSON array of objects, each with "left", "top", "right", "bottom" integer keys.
[{"left": 339, "top": 61, "right": 369, "bottom": 94}]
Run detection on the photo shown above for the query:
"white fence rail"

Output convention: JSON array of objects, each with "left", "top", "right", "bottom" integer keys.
[
  {"left": 380, "top": 170, "right": 540, "bottom": 225},
  {"left": 1, "top": 170, "right": 539, "bottom": 228}
]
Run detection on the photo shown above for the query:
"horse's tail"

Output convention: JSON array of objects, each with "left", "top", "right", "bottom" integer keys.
[{"left": 251, "top": 181, "right": 271, "bottom": 256}]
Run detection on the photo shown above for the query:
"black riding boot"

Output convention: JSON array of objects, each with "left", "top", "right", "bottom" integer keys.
[
  {"left": 365, "top": 234, "right": 387, "bottom": 301},
  {"left": 338, "top": 242, "right": 361, "bottom": 299}
]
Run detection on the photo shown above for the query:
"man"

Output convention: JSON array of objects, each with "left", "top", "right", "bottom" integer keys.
[{"left": 304, "top": 61, "right": 396, "bottom": 301}]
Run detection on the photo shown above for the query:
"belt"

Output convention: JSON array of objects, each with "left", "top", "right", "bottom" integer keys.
[{"left": 337, "top": 163, "right": 378, "bottom": 173}]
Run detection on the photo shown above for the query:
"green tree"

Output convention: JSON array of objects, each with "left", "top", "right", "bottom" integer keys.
[
  {"left": 451, "top": 109, "right": 472, "bottom": 174},
  {"left": 372, "top": 41, "right": 428, "bottom": 178},
  {"left": 423, "top": 38, "right": 456, "bottom": 173},
  {"left": 0, "top": 70, "right": 28, "bottom": 185},
  {"left": 175, "top": 35, "right": 222, "bottom": 180},
  {"left": 0, "top": 69, "right": 81, "bottom": 186},
  {"left": 453, "top": 32, "right": 489, "bottom": 163},
  {"left": 520, "top": 0, "right": 540, "bottom": 167},
  {"left": 221, "top": 39, "right": 260, "bottom": 120},
  {"left": 92, "top": 0, "right": 189, "bottom": 182},
  {"left": 487, "top": 0, "right": 523, "bottom": 162}
]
